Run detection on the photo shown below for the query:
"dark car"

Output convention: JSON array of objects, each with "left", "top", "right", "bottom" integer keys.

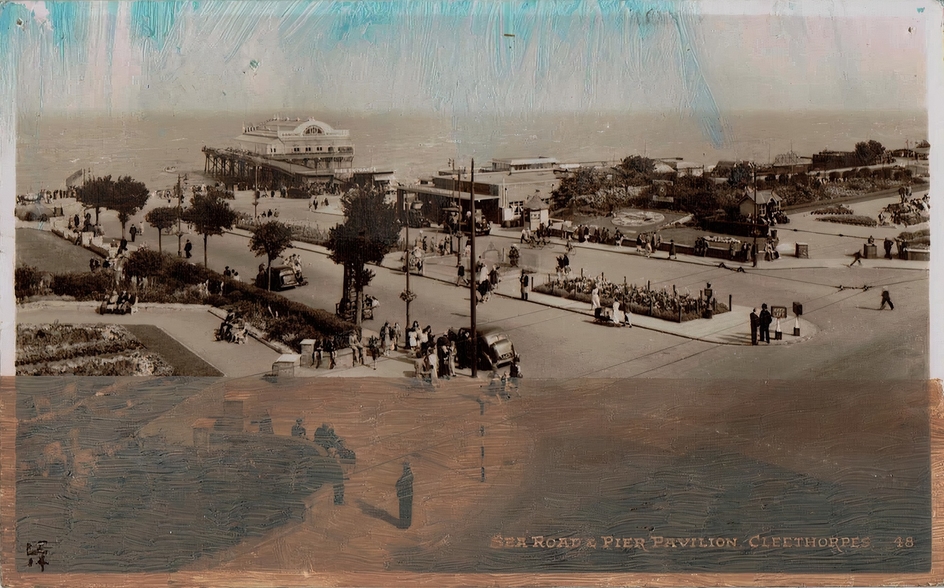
[
  {"left": 442, "top": 208, "right": 491, "bottom": 236},
  {"left": 255, "top": 265, "right": 299, "bottom": 291},
  {"left": 451, "top": 327, "right": 516, "bottom": 372}
]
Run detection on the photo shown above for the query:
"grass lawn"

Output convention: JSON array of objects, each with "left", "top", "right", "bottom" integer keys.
[
  {"left": 123, "top": 324, "right": 224, "bottom": 377},
  {"left": 16, "top": 228, "right": 102, "bottom": 274}
]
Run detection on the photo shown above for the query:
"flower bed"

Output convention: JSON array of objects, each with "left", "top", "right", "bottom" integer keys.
[
  {"left": 815, "top": 215, "right": 877, "bottom": 227},
  {"left": 533, "top": 277, "right": 729, "bottom": 322},
  {"left": 30, "top": 252, "right": 357, "bottom": 353},
  {"left": 810, "top": 204, "right": 853, "bottom": 215},
  {"left": 16, "top": 324, "right": 174, "bottom": 376}
]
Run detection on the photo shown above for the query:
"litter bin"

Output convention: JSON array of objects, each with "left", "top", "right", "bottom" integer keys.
[
  {"left": 863, "top": 243, "right": 878, "bottom": 259},
  {"left": 795, "top": 243, "right": 809, "bottom": 259}
]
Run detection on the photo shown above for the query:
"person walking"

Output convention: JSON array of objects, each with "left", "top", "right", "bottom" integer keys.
[
  {"left": 456, "top": 263, "right": 467, "bottom": 286},
  {"left": 447, "top": 341, "right": 457, "bottom": 377},
  {"left": 129, "top": 224, "right": 138, "bottom": 243},
  {"left": 380, "top": 322, "right": 391, "bottom": 357},
  {"left": 184, "top": 239, "right": 193, "bottom": 259},
  {"left": 884, "top": 237, "right": 894, "bottom": 260},
  {"left": 396, "top": 463, "right": 414, "bottom": 529},
  {"left": 749, "top": 308, "right": 759, "bottom": 345},
  {"left": 880, "top": 288, "right": 895, "bottom": 310},
  {"left": 849, "top": 250, "right": 863, "bottom": 266},
  {"left": 669, "top": 239, "right": 677, "bottom": 260},
  {"left": 519, "top": 270, "right": 529, "bottom": 300},
  {"left": 759, "top": 304, "right": 772, "bottom": 344},
  {"left": 393, "top": 322, "right": 402, "bottom": 351},
  {"left": 591, "top": 286, "right": 601, "bottom": 313}
]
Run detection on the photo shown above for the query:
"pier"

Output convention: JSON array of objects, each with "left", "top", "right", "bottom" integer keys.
[{"left": 202, "top": 147, "right": 336, "bottom": 188}]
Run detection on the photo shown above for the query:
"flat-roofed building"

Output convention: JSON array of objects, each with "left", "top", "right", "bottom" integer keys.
[{"left": 398, "top": 159, "right": 561, "bottom": 226}]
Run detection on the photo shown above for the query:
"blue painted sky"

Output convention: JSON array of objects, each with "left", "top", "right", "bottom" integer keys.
[{"left": 1, "top": 0, "right": 930, "bottom": 118}]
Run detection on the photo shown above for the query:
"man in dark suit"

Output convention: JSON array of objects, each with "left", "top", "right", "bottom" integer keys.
[
  {"left": 759, "top": 304, "right": 772, "bottom": 344},
  {"left": 749, "top": 308, "right": 759, "bottom": 345},
  {"left": 396, "top": 462, "right": 414, "bottom": 529}
]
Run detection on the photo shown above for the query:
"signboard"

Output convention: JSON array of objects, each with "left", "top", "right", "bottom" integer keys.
[{"left": 771, "top": 306, "right": 788, "bottom": 319}]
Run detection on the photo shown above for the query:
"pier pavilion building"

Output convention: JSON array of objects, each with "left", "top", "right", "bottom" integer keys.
[{"left": 203, "top": 117, "right": 368, "bottom": 188}]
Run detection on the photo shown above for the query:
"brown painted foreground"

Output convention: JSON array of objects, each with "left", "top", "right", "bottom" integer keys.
[{"left": 1, "top": 376, "right": 941, "bottom": 586}]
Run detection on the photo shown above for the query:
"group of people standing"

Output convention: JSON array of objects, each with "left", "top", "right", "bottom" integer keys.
[{"left": 749, "top": 304, "right": 774, "bottom": 345}]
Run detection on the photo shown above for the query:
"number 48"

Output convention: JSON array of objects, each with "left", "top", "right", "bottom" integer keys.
[{"left": 895, "top": 537, "right": 915, "bottom": 548}]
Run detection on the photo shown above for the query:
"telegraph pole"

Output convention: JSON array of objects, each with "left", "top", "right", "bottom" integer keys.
[
  {"left": 752, "top": 164, "right": 758, "bottom": 268},
  {"left": 176, "top": 174, "right": 184, "bottom": 258},
  {"left": 469, "top": 158, "right": 477, "bottom": 378}
]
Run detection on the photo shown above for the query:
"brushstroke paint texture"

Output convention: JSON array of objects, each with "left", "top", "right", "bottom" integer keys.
[
  {"left": 3, "top": 2, "right": 928, "bottom": 131},
  {"left": 0, "top": 3, "right": 15, "bottom": 375}
]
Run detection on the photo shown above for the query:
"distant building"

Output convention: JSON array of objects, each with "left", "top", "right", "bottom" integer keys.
[
  {"left": 235, "top": 117, "right": 355, "bottom": 172},
  {"left": 397, "top": 158, "right": 561, "bottom": 226},
  {"left": 658, "top": 158, "right": 704, "bottom": 177},
  {"left": 490, "top": 157, "right": 559, "bottom": 173},
  {"left": 772, "top": 151, "right": 813, "bottom": 173},
  {"left": 712, "top": 160, "right": 738, "bottom": 177},
  {"left": 739, "top": 190, "right": 782, "bottom": 218},
  {"left": 811, "top": 150, "right": 858, "bottom": 171}
]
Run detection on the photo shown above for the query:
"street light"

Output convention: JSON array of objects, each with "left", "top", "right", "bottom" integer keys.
[
  {"left": 751, "top": 163, "right": 758, "bottom": 268},
  {"left": 469, "top": 158, "right": 477, "bottom": 378},
  {"left": 176, "top": 174, "right": 184, "bottom": 258}
]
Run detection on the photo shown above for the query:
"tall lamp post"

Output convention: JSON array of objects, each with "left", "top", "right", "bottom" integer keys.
[
  {"left": 468, "top": 158, "right": 478, "bottom": 378},
  {"left": 400, "top": 193, "right": 415, "bottom": 331},
  {"left": 176, "top": 174, "right": 184, "bottom": 258},
  {"left": 751, "top": 163, "right": 759, "bottom": 268}
]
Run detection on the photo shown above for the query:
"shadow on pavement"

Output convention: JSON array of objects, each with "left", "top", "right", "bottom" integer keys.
[{"left": 355, "top": 499, "right": 401, "bottom": 528}]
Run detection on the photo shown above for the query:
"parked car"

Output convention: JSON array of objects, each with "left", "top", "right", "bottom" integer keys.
[
  {"left": 451, "top": 327, "right": 516, "bottom": 372},
  {"left": 442, "top": 207, "right": 491, "bottom": 236},
  {"left": 255, "top": 265, "right": 299, "bottom": 291}
]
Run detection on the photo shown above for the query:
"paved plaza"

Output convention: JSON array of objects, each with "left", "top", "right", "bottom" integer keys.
[{"left": 15, "top": 185, "right": 930, "bottom": 381}]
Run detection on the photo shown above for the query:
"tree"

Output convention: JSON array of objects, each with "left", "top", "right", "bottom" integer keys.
[
  {"left": 550, "top": 167, "right": 605, "bottom": 209},
  {"left": 854, "top": 140, "right": 886, "bottom": 166},
  {"left": 145, "top": 207, "right": 180, "bottom": 253},
  {"left": 183, "top": 191, "right": 238, "bottom": 268},
  {"left": 728, "top": 162, "right": 754, "bottom": 188},
  {"left": 325, "top": 189, "right": 401, "bottom": 326},
  {"left": 250, "top": 221, "right": 294, "bottom": 291},
  {"left": 74, "top": 175, "right": 149, "bottom": 236},
  {"left": 618, "top": 155, "right": 656, "bottom": 185},
  {"left": 124, "top": 249, "right": 165, "bottom": 284},
  {"left": 112, "top": 176, "right": 150, "bottom": 237}
]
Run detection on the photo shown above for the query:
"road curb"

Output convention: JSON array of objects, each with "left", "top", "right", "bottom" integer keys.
[{"left": 381, "top": 260, "right": 766, "bottom": 347}]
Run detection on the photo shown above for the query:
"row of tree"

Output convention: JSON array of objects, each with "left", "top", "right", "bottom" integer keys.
[{"left": 77, "top": 175, "right": 401, "bottom": 325}]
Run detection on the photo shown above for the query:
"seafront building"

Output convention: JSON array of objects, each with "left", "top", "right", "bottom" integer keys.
[
  {"left": 202, "top": 116, "right": 393, "bottom": 191},
  {"left": 396, "top": 158, "right": 563, "bottom": 227}
]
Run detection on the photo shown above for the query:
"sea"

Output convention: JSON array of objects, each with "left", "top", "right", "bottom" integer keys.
[{"left": 14, "top": 109, "right": 928, "bottom": 195}]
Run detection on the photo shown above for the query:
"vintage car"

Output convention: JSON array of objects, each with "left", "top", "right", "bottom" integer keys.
[
  {"left": 442, "top": 207, "right": 491, "bottom": 236},
  {"left": 451, "top": 327, "right": 516, "bottom": 372},
  {"left": 255, "top": 265, "right": 300, "bottom": 291}
]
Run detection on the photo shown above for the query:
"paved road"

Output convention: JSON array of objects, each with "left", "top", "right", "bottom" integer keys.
[{"left": 48, "top": 189, "right": 930, "bottom": 381}]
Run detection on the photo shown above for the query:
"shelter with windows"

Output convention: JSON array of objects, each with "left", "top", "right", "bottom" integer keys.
[
  {"left": 739, "top": 190, "right": 782, "bottom": 218},
  {"left": 522, "top": 193, "right": 550, "bottom": 230}
]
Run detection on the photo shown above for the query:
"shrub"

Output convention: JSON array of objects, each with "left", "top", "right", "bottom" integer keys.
[
  {"left": 15, "top": 265, "right": 44, "bottom": 299},
  {"left": 50, "top": 271, "right": 117, "bottom": 300}
]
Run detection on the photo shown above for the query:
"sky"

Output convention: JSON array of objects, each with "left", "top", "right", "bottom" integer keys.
[{"left": 0, "top": 0, "right": 931, "bottom": 120}]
